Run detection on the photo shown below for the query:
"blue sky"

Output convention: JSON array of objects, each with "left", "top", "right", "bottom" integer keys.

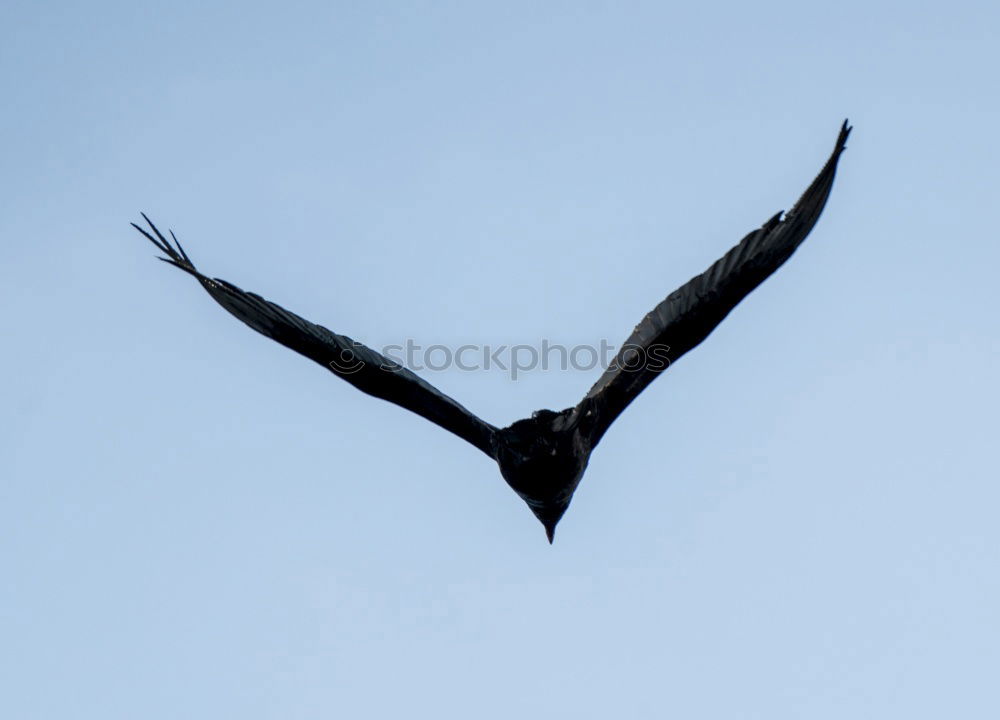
[{"left": 2, "top": 1, "right": 998, "bottom": 717}]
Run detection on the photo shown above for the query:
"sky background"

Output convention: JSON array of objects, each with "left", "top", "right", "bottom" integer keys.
[{"left": 2, "top": 1, "right": 998, "bottom": 717}]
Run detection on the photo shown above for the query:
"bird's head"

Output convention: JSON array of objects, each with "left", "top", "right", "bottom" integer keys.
[
  {"left": 532, "top": 497, "right": 571, "bottom": 544},
  {"left": 493, "top": 407, "right": 592, "bottom": 543}
]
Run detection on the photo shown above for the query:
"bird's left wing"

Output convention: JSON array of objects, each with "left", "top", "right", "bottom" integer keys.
[
  {"left": 579, "top": 121, "right": 851, "bottom": 447},
  {"left": 134, "top": 216, "right": 498, "bottom": 457}
]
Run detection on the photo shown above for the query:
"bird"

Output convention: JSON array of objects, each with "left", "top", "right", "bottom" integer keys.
[{"left": 134, "top": 120, "right": 851, "bottom": 543}]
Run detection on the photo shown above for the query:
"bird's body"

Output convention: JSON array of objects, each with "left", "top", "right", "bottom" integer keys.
[
  {"left": 493, "top": 407, "right": 593, "bottom": 542},
  {"left": 134, "top": 121, "right": 851, "bottom": 543}
]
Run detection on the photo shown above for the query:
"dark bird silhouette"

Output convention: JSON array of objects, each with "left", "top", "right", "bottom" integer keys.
[{"left": 134, "top": 121, "right": 850, "bottom": 543}]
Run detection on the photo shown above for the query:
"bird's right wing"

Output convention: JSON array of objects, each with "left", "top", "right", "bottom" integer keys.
[
  {"left": 579, "top": 121, "right": 851, "bottom": 446},
  {"left": 134, "top": 216, "right": 498, "bottom": 457}
]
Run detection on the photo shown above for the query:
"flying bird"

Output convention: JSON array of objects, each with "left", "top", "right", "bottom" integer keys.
[{"left": 135, "top": 121, "right": 851, "bottom": 543}]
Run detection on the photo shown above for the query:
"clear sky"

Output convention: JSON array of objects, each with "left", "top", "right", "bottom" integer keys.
[{"left": 2, "top": 1, "right": 998, "bottom": 717}]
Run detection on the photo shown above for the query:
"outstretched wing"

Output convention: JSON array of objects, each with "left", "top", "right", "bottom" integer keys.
[
  {"left": 134, "top": 215, "right": 498, "bottom": 457},
  {"left": 580, "top": 121, "right": 851, "bottom": 446}
]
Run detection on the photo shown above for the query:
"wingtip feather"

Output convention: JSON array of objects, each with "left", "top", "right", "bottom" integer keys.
[
  {"left": 134, "top": 212, "right": 197, "bottom": 272},
  {"left": 837, "top": 119, "right": 852, "bottom": 151},
  {"left": 132, "top": 220, "right": 170, "bottom": 254},
  {"left": 169, "top": 229, "right": 191, "bottom": 263}
]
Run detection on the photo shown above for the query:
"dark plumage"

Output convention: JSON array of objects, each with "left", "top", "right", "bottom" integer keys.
[{"left": 135, "top": 121, "right": 851, "bottom": 543}]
